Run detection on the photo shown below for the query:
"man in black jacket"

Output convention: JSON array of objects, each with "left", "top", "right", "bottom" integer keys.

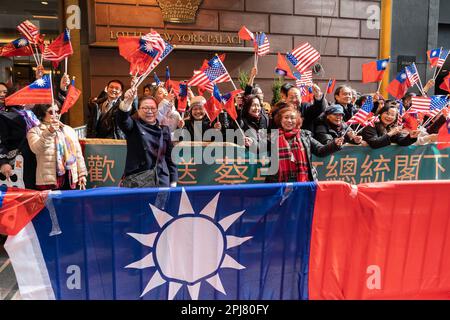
[
  {"left": 283, "top": 84, "right": 327, "bottom": 132},
  {"left": 334, "top": 85, "right": 358, "bottom": 122},
  {"left": 87, "top": 80, "right": 126, "bottom": 139}
]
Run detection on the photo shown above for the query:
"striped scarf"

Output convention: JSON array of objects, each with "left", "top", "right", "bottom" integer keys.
[
  {"left": 278, "top": 129, "right": 309, "bottom": 182},
  {"left": 55, "top": 127, "right": 78, "bottom": 177}
]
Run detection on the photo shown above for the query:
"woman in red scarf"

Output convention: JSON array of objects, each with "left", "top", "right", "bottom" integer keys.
[{"left": 268, "top": 104, "right": 344, "bottom": 182}]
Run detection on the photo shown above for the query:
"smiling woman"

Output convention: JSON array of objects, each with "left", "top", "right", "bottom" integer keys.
[{"left": 116, "top": 88, "right": 178, "bottom": 188}]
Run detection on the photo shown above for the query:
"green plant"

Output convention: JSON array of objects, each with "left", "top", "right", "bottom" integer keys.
[
  {"left": 271, "top": 76, "right": 283, "bottom": 106},
  {"left": 238, "top": 69, "right": 249, "bottom": 90}
]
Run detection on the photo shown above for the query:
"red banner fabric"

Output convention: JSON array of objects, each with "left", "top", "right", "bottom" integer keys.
[{"left": 309, "top": 181, "right": 450, "bottom": 299}]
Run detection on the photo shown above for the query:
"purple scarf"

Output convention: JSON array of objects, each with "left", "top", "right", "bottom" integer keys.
[{"left": 14, "top": 108, "right": 40, "bottom": 132}]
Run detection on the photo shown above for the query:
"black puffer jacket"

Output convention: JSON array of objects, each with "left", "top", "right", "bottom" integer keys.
[{"left": 361, "top": 122, "right": 417, "bottom": 149}]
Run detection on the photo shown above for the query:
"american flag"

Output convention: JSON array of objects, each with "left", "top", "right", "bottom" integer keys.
[
  {"left": 188, "top": 56, "right": 231, "bottom": 87},
  {"left": 295, "top": 70, "right": 313, "bottom": 87},
  {"left": 148, "top": 41, "right": 173, "bottom": 71},
  {"left": 17, "top": 20, "right": 39, "bottom": 43},
  {"left": 286, "top": 42, "right": 320, "bottom": 73},
  {"left": 405, "top": 64, "right": 420, "bottom": 86},
  {"left": 255, "top": 32, "right": 270, "bottom": 56},
  {"left": 142, "top": 31, "right": 166, "bottom": 56},
  {"left": 299, "top": 85, "right": 307, "bottom": 96},
  {"left": 437, "top": 49, "right": 449, "bottom": 69},
  {"left": 42, "top": 29, "right": 73, "bottom": 62},
  {"left": 429, "top": 96, "right": 449, "bottom": 117},
  {"left": 347, "top": 96, "right": 374, "bottom": 125},
  {"left": 410, "top": 96, "right": 431, "bottom": 113}
]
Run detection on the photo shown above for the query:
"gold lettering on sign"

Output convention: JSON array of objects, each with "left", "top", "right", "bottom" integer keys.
[{"left": 108, "top": 30, "right": 243, "bottom": 46}]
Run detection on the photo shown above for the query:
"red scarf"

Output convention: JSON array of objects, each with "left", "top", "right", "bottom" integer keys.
[{"left": 278, "top": 129, "right": 309, "bottom": 182}]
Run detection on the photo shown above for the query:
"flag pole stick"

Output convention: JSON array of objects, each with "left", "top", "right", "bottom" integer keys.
[
  {"left": 253, "top": 32, "right": 257, "bottom": 69},
  {"left": 215, "top": 53, "right": 238, "bottom": 90},
  {"left": 420, "top": 112, "right": 437, "bottom": 129},
  {"left": 33, "top": 44, "right": 40, "bottom": 65},
  {"left": 341, "top": 124, "right": 353, "bottom": 138},
  {"left": 213, "top": 54, "right": 246, "bottom": 137},
  {"left": 377, "top": 79, "right": 383, "bottom": 93},
  {"left": 414, "top": 63, "right": 426, "bottom": 95},
  {"left": 421, "top": 104, "right": 449, "bottom": 128},
  {"left": 355, "top": 126, "right": 365, "bottom": 135},
  {"left": 28, "top": 44, "right": 39, "bottom": 65},
  {"left": 64, "top": 57, "right": 68, "bottom": 75}
]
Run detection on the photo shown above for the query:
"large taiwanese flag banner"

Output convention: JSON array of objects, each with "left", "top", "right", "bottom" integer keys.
[
  {"left": 5, "top": 184, "right": 315, "bottom": 300},
  {"left": 4, "top": 181, "right": 450, "bottom": 300}
]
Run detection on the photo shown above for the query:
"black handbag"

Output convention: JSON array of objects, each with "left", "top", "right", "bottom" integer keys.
[
  {"left": 122, "top": 168, "right": 157, "bottom": 188},
  {"left": 122, "top": 131, "right": 164, "bottom": 188}
]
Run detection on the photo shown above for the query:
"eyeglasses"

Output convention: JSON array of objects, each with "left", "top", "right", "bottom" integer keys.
[
  {"left": 47, "top": 110, "right": 60, "bottom": 115},
  {"left": 140, "top": 107, "right": 158, "bottom": 113}
]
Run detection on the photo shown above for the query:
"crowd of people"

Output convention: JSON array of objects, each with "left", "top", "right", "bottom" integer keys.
[{"left": 0, "top": 64, "right": 447, "bottom": 190}]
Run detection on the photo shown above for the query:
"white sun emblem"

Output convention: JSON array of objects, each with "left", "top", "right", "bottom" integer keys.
[
  {"left": 35, "top": 78, "right": 46, "bottom": 87},
  {"left": 401, "top": 73, "right": 407, "bottom": 80},
  {"left": 381, "top": 61, "right": 387, "bottom": 68},
  {"left": 125, "top": 189, "right": 252, "bottom": 300},
  {"left": 143, "top": 42, "right": 153, "bottom": 53},
  {"left": 18, "top": 39, "right": 27, "bottom": 47}
]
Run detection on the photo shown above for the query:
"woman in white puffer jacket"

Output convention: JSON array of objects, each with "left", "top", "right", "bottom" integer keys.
[{"left": 27, "top": 103, "right": 87, "bottom": 190}]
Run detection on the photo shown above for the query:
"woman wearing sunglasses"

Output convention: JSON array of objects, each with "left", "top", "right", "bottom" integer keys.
[{"left": 27, "top": 102, "right": 87, "bottom": 190}]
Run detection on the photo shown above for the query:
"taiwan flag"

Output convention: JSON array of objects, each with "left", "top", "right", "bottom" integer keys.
[
  {"left": 362, "top": 58, "right": 389, "bottom": 83},
  {"left": 118, "top": 36, "right": 159, "bottom": 75},
  {"left": 427, "top": 48, "right": 441, "bottom": 68},
  {"left": 0, "top": 37, "right": 33, "bottom": 57},
  {"left": 5, "top": 74, "right": 53, "bottom": 106},
  {"left": 220, "top": 89, "right": 243, "bottom": 121},
  {"left": 439, "top": 74, "right": 450, "bottom": 93},
  {"left": 204, "top": 85, "right": 224, "bottom": 122},
  {"left": 6, "top": 182, "right": 450, "bottom": 300},
  {"left": 326, "top": 79, "right": 336, "bottom": 94},
  {"left": 275, "top": 53, "right": 297, "bottom": 80},
  {"left": 387, "top": 69, "right": 411, "bottom": 100},
  {"left": 0, "top": 186, "right": 48, "bottom": 236},
  {"left": 60, "top": 79, "right": 81, "bottom": 115}
]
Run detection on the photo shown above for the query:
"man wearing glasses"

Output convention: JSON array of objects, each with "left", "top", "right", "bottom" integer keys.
[
  {"left": 116, "top": 87, "right": 178, "bottom": 188},
  {"left": 86, "top": 80, "right": 128, "bottom": 139}
]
